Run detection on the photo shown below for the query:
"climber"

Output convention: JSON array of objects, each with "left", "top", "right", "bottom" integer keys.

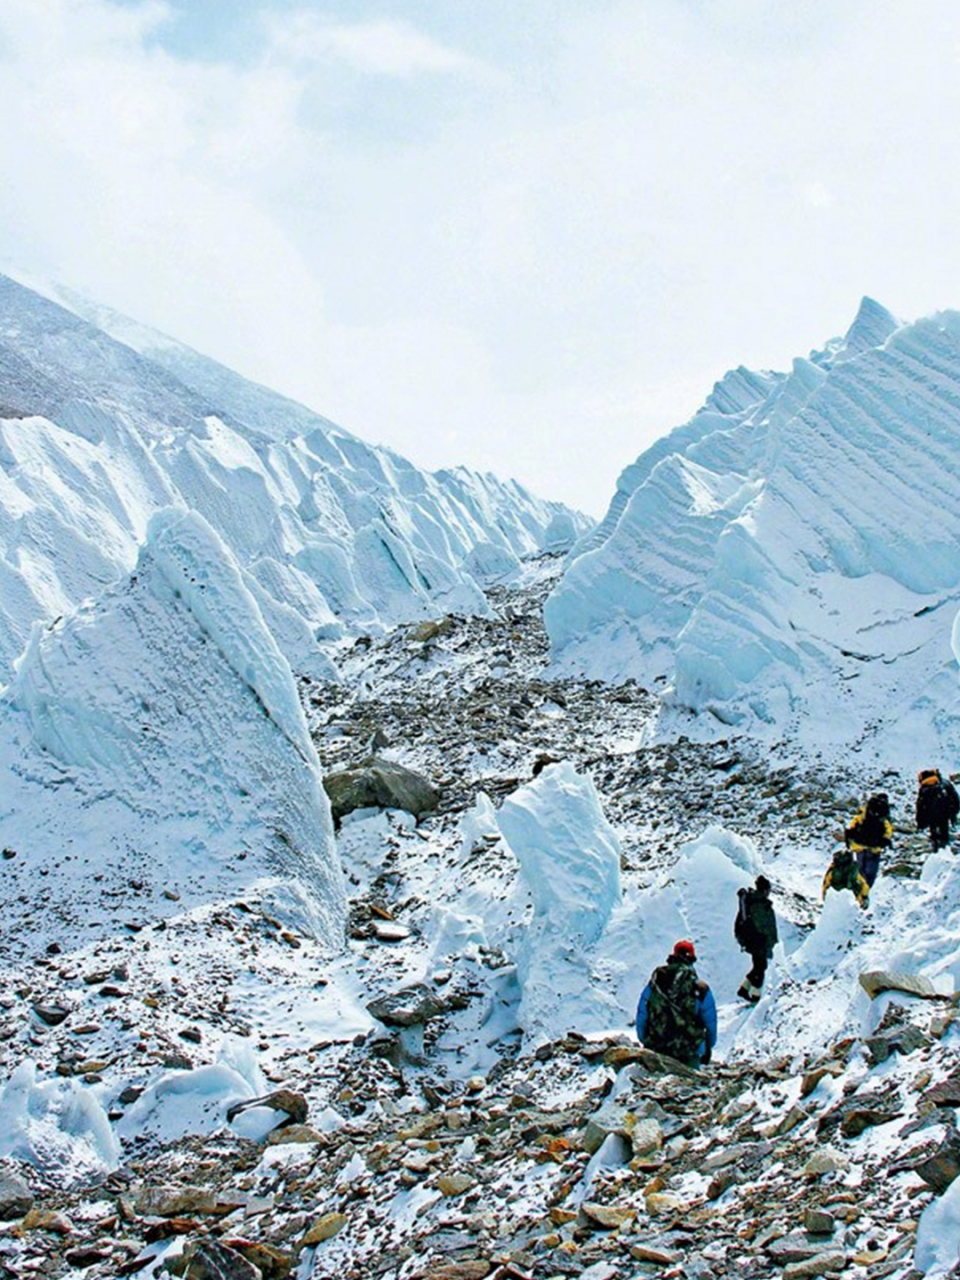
[
  {"left": 635, "top": 940, "right": 717, "bottom": 1068},
  {"left": 822, "top": 844, "right": 870, "bottom": 907},
  {"left": 734, "top": 875, "right": 778, "bottom": 1002},
  {"left": 844, "top": 792, "right": 892, "bottom": 888},
  {"left": 916, "top": 768, "right": 960, "bottom": 852}
]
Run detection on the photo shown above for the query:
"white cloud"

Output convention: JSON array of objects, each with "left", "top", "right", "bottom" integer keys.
[{"left": 264, "top": 13, "right": 488, "bottom": 79}]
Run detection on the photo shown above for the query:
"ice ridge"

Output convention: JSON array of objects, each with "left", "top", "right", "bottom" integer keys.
[
  {"left": 546, "top": 300, "right": 960, "bottom": 759},
  {"left": 0, "top": 272, "right": 591, "bottom": 681}
]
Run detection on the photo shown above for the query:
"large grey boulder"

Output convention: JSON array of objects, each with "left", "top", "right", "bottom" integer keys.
[
  {"left": 322, "top": 756, "right": 440, "bottom": 824},
  {"left": 367, "top": 984, "right": 447, "bottom": 1066},
  {"left": 0, "top": 1172, "right": 33, "bottom": 1220},
  {"left": 367, "top": 985, "right": 446, "bottom": 1028}
]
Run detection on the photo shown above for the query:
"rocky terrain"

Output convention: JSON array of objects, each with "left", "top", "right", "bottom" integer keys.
[{"left": 0, "top": 558, "right": 956, "bottom": 1280}]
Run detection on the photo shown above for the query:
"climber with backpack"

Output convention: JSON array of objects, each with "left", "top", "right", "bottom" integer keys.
[
  {"left": 734, "top": 875, "right": 778, "bottom": 1002},
  {"left": 635, "top": 940, "right": 717, "bottom": 1068},
  {"left": 822, "top": 843, "right": 870, "bottom": 907},
  {"left": 916, "top": 768, "right": 960, "bottom": 852},
  {"left": 844, "top": 792, "right": 893, "bottom": 888}
]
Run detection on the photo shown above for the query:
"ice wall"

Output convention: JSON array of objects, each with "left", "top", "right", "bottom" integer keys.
[
  {"left": 0, "top": 272, "right": 592, "bottom": 680},
  {"left": 0, "top": 508, "right": 346, "bottom": 955},
  {"left": 547, "top": 299, "right": 960, "bottom": 758},
  {"left": 497, "top": 763, "right": 623, "bottom": 1044}
]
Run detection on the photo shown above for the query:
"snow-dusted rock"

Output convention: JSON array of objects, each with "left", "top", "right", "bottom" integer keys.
[{"left": 323, "top": 756, "right": 440, "bottom": 823}]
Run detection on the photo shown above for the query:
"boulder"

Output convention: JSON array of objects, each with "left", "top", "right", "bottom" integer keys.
[
  {"left": 436, "top": 1174, "right": 476, "bottom": 1197},
  {"left": 302, "top": 1213, "right": 347, "bottom": 1246},
  {"left": 0, "top": 1172, "right": 33, "bottom": 1220},
  {"left": 581, "top": 1100, "right": 634, "bottom": 1155},
  {"left": 859, "top": 970, "right": 937, "bottom": 1000},
  {"left": 220, "top": 1242, "right": 293, "bottom": 1279},
  {"left": 226, "top": 1090, "right": 308, "bottom": 1129},
  {"left": 782, "top": 1254, "right": 846, "bottom": 1280},
  {"left": 323, "top": 756, "right": 440, "bottom": 823},
  {"left": 912, "top": 1130, "right": 960, "bottom": 1192},
  {"left": 135, "top": 1186, "right": 218, "bottom": 1217},
  {"left": 766, "top": 1234, "right": 840, "bottom": 1265},
  {"left": 863, "top": 1025, "right": 929, "bottom": 1065},
  {"left": 407, "top": 618, "right": 455, "bottom": 643},
  {"left": 367, "top": 984, "right": 446, "bottom": 1028},
  {"left": 803, "top": 1147, "right": 848, "bottom": 1177},
  {"left": 183, "top": 1241, "right": 262, "bottom": 1280},
  {"left": 923, "top": 1074, "right": 960, "bottom": 1108},
  {"left": 580, "top": 1202, "right": 635, "bottom": 1229},
  {"left": 32, "top": 1002, "right": 70, "bottom": 1027},
  {"left": 803, "top": 1209, "right": 835, "bottom": 1235}
]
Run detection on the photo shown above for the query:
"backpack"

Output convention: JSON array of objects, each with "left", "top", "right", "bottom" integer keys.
[
  {"left": 734, "top": 889, "right": 754, "bottom": 948},
  {"left": 644, "top": 961, "right": 703, "bottom": 1064},
  {"left": 932, "top": 780, "right": 960, "bottom": 822},
  {"left": 849, "top": 806, "right": 888, "bottom": 849},
  {"left": 830, "top": 848, "right": 861, "bottom": 893}
]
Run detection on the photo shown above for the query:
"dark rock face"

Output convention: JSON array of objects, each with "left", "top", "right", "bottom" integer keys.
[
  {"left": 912, "top": 1130, "right": 960, "bottom": 1193},
  {"left": 322, "top": 756, "right": 440, "bottom": 823}
]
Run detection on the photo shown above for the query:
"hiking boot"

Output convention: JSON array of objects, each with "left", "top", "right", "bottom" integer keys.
[{"left": 738, "top": 982, "right": 762, "bottom": 1003}]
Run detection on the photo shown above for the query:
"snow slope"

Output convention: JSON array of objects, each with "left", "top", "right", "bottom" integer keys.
[
  {"left": 0, "top": 271, "right": 591, "bottom": 680},
  {"left": 546, "top": 299, "right": 960, "bottom": 761},
  {"left": 0, "top": 507, "right": 346, "bottom": 956}
]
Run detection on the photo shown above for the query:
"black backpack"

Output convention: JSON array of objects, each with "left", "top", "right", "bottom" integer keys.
[
  {"left": 734, "top": 889, "right": 752, "bottom": 947},
  {"left": 849, "top": 803, "right": 888, "bottom": 848}
]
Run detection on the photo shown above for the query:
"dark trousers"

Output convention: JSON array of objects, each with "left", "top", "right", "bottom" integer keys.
[
  {"left": 746, "top": 948, "right": 768, "bottom": 989},
  {"left": 856, "top": 849, "right": 881, "bottom": 887},
  {"left": 931, "top": 820, "right": 951, "bottom": 851}
]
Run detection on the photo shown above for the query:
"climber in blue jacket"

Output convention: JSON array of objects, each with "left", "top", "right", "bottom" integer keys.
[{"left": 635, "top": 940, "right": 718, "bottom": 1066}]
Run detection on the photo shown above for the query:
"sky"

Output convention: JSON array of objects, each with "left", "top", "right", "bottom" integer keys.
[{"left": 2, "top": 1, "right": 960, "bottom": 516}]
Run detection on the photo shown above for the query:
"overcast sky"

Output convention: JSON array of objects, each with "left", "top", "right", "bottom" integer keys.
[{"left": 2, "top": 0, "right": 960, "bottom": 515}]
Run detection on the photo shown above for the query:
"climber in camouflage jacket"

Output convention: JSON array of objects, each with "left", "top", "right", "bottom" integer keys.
[{"left": 635, "top": 940, "right": 717, "bottom": 1067}]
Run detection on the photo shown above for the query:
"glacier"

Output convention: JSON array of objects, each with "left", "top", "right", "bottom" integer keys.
[
  {"left": 0, "top": 507, "right": 346, "bottom": 954},
  {"left": 0, "top": 271, "right": 591, "bottom": 681},
  {"left": 495, "top": 763, "right": 623, "bottom": 1046},
  {"left": 546, "top": 298, "right": 960, "bottom": 761}
]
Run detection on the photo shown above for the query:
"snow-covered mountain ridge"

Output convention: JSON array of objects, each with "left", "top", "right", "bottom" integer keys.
[
  {"left": 546, "top": 299, "right": 960, "bottom": 763},
  {"left": 0, "top": 271, "right": 589, "bottom": 682}
]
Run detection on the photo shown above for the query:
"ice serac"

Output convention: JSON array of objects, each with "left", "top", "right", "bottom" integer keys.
[
  {"left": 0, "top": 271, "right": 591, "bottom": 679},
  {"left": 497, "top": 763, "right": 622, "bottom": 1044},
  {"left": 0, "top": 507, "right": 346, "bottom": 954},
  {"left": 547, "top": 299, "right": 960, "bottom": 758}
]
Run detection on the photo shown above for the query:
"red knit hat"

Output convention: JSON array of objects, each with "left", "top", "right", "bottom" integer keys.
[{"left": 673, "top": 939, "right": 696, "bottom": 960}]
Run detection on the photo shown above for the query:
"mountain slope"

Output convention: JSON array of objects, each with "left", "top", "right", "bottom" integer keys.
[
  {"left": 546, "top": 299, "right": 960, "bottom": 761},
  {"left": 0, "top": 272, "right": 591, "bottom": 680}
]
